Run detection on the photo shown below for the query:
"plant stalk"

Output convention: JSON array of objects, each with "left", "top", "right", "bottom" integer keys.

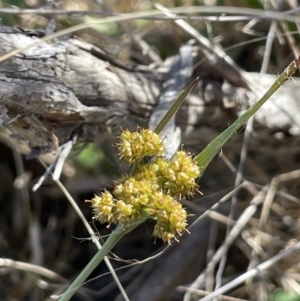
[
  {"left": 58, "top": 220, "right": 144, "bottom": 301},
  {"left": 195, "top": 55, "right": 300, "bottom": 173}
]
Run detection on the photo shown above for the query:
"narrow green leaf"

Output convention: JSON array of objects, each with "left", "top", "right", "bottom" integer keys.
[
  {"left": 195, "top": 56, "right": 300, "bottom": 174},
  {"left": 154, "top": 77, "right": 199, "bottom": 134}
]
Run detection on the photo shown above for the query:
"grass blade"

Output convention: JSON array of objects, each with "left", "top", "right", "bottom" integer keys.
[
  {"left": 154, "top": 77, "right": 199, "bottom": 134},
  {"left": 195, "top": 56, "right": 300, "bottom": 174}
]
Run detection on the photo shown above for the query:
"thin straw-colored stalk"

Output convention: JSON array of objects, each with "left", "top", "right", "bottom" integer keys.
[
  {"left": 36, "top": 159, "right": 129, "bottom": 301},
  {"left": 1, "top": 7, "right": 300, "bottom": 63},
  {"left": 198, "top": 241, "right": 300, "bottom": 301}
]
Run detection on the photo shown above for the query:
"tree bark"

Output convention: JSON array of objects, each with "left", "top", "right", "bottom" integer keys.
[{"left": 0, "top": 25, "right": 299, "bottom": 158}]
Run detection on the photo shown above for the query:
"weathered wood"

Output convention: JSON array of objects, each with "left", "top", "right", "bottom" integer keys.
[
  {"left": 0, "top": 25, "right": 299, "bottom": 158},
  {"left": 0, "top": 26, "right": 156, "bottom": 155}
]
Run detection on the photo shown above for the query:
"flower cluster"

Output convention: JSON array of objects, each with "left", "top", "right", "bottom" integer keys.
[
  {"left": 90, "top": 129, "right": 200, "bottom": 243},
  {"left": 118, "top": 129, "right": 164, "bottom": 164}
]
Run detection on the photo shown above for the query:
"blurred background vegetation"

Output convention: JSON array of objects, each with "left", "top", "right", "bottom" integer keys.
[{"left": 1, "top": 0, "right": 300, "bottom": 301}]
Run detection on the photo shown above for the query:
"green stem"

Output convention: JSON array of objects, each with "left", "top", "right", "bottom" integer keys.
[
  {"left": 154, "top": 77, "right": 199, "bottom": 135},
  {"left": 195, "top": 55, "right": 300, "bottom": 173},
  {"left": 59, "top": 220, "right": 144, "bottom": 301}
]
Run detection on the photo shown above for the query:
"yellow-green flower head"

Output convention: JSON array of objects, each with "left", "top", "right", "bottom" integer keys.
[
  {"left": 152, "top": 194, "right": 187, "bottom": 243},
  {"left": 134, "top": 162, "right": 160, "bottom": 183},
  {"left": 153, "top": 224, "right": 175, "bottom": 244},
  {"left": 89, "top": 128, "right": 202, "bottom": 244},
  {"left": 158, "top": 151, "right": 200, "bottom": 196},
  {"left": 115, "top": 200, "right": 139, "bottom": 224},
  {"left": 91, "top": 191, "right": 115, "bottom": 224},
  {"left": 119, "top": 129, "right": 165, "bottom": 164},
  {"left": 114, "top": 177, "right": 153, "bottom": 206}
]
